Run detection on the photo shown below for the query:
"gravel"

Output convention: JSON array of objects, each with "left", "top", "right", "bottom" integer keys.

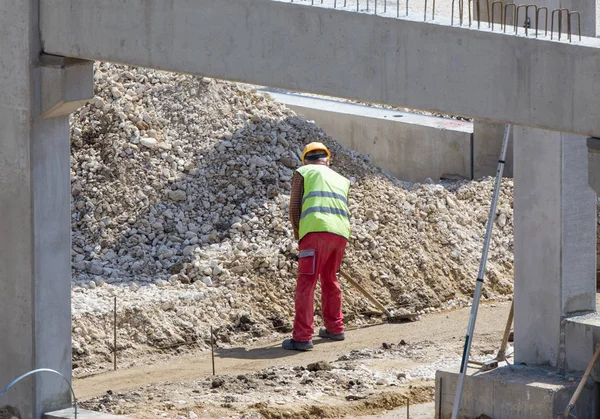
[{"left": 69, "top": 63, "right": 514, "bottom": 371}]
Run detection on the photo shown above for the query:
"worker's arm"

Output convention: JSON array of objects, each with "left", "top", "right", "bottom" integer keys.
[{"left": 289, "top": 172, "right": 304, "bottom": 240}]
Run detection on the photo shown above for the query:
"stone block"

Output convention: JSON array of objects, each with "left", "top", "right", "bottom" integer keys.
[{"left": 436, "top": 366, "right": 599, "bottom": 418}]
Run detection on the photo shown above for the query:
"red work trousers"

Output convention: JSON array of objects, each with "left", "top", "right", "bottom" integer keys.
[{"left": 292, "top": 232, "right": 347, "bottom": 342}]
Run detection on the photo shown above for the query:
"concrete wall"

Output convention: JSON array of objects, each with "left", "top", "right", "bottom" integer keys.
[
  {"left": 267, "top": 91, "right": 473, "bottom": 182},
  {"left": 41, "top": 0, "right": 600, "bottom": 137}
]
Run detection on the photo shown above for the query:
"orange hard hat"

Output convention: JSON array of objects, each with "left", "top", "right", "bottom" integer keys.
[{"left": 302, "top": 142, "right": 331, "bottom": 165}]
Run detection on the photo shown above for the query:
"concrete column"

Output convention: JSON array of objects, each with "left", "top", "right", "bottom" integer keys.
[
  {"left": 0, "top": 2, "right": 92, "bottom": 417},
  {"left": 513, "top": 128, "right": 596, "bottom": 367}
]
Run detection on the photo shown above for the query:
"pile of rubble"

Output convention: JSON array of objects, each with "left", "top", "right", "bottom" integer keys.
[{"left": 69, "top": 63, "right": 514, "bottom": 370}]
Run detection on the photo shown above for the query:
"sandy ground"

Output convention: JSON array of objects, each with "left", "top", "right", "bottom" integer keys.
[{"left": 75, "top": 301, "right": 512, "bottom": 418}]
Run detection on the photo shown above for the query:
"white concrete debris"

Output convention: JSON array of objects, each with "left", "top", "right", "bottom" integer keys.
[{"left": 69, "top": 63, "right": 515, "bottom": 370}]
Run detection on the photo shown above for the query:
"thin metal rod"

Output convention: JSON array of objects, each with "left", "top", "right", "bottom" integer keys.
[
  {"left": 358, "top": 0, "right": 360, "bottom": 12},
  {"left": 384, "top": 0, "right": 387, "bottom": 13},
  {"left": 491, "top": 1, "right": 503, "bottom": 31},
  {"left": 517, "top": 5, "right": 537, "bottom": 37},
  {"left": 407, "top": 398, "right": 410, "bottom": 418},
  {"left": 375, "top": 0, "right": 377, "bottom": 14},
  {"left": 569, "top": 11, "right": 581, "bottom": 42},
  {"left": 536, "top": 7, "right": 548, "bottom": 37},
  {"left": 476, "top": 0, "right": 480, "bottom": 28},
  {"left": 0, "top": 369, "right": 78, "bottom": 418},
  {"left": 397, "top": 0, "right": 400, "bottom": 16},
  {"left": 113, "top": 295, "right": 117, "bottom": 371},
  {"left": 504, "top": 3, "right": 516, "bottom": 33},
  {"left": 451, "top": 124, "right": 512, "bottom": 419},
  {"left": 424, "top": 0, "right": 427, "bottom": 20},
  {"left": 335, "top": 0, "right": 337, "bottom": 8},
  {"left": 406, "top": 0, "right": 409, "bottom": 15},
  {"left": 211, "top": 326, "right": 216, "bottom": 375},
  {"left": 432, "top": 0, "right": 435, "bottom": 19},
  {"left": 468, "top": 0, "right": 472, "bottom": 26},
  {"left": 552, "top": 8, "right": 570, "bottom": 40}
]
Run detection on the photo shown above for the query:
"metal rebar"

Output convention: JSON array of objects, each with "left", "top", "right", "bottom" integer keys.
[
  {"left": 397, "top": 0, "right": 400, "bottom": 16},
  {"left": 569, "top": 11, "right": 581, "bottom": 42},
  {"left": 486, "top": 0, "right": 491, "bottom": 27},
  {"left": 468, "top": 0, "right": 472, "bottom": 26},
  {"left": 432, "top": 0, "right": 435, "bottom": 19},
  {"left": 0, "top": 369, "right": 79, "bottom": 418},
  {"left": 375, "top": 0, "right": 378, "bottom": 14},
  {"left": 491, "top": 1, "right": 504, "bottom": 31},
  {"left": 384, "top": 0, "right": 387, "bottom": 13},
  {"left": 504, "top": 3, "right": 517, "bottom": 33},
  {"left": 407, "top": 398, "right": 410, "bottom": 418},
  {"left": 536, "top": 6, "right": 548, "bottom": 37},
  {"left": 367, "top": 0, "right": 369, "bottom": 11},
  {"left": 451, "top": 124, "right": 512, "bottom": 419},
  {"left": 517, "top": 5, "right": 537, "bottom": 36},
  {"left": 551, "top": 8, "right": 570, "bottom": 40},
  {"left": 406, "top": 0, "right": 409, "bottom": 16},
  {"left": 476, "top": 0, "right": 480, "bottom": 28},
  {"left": 424, "top": 0, "right": 427, "bottom": 20},
  {"left": 113, "top": 295, "right": 117, "bottom": 371},
  {"left": 211, "top": 326, "right": 216, "bottom": 375},
  {"left": 452, "top": 0, "right": 456, "bottom": 24}
]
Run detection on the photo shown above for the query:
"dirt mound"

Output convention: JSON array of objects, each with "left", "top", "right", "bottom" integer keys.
[{"left": 69, "top": 63, "right": 513, "bottom": 372}]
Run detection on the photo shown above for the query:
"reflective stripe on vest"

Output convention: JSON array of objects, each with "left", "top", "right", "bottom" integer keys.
[{"left": 296, "top": 164, "right": 351, "bottom": 240}]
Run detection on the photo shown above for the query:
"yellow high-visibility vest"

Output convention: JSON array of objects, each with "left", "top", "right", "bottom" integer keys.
[{"left": 296, "top": 164, "right": 351, "bottom": 240}]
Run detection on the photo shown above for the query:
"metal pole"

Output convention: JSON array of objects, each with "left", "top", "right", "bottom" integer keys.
[
  {"left": 211, "top": 326, "right": 216, "bottom": 375},
  {"left": 451, "top": 124, "right": 512, "bottom": 419},
  {"left": 113, "top": 296, "right": 117, "bottom": 371}
]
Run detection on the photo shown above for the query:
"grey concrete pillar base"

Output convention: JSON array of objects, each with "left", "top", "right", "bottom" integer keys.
[
  {"left": 563, "top": 314, "right": 600, "bottom": 380},
  {"left": 436, "top": 367, "right": 599, "bottom": 418}
]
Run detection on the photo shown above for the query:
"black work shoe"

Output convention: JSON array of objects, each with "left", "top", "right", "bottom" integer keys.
[
  {"left": 282, "top": 338, "right": 313, "bottom": 351},
  {"left": 318, "top": 326, "right": 345, "bottom": 341}
]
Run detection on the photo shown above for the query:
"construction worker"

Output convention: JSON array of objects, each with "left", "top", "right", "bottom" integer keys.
[{"left": 282, "top": 142, "right": 351, "bottom": 351}]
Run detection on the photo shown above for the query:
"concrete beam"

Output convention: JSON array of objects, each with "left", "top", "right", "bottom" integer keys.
[
  {"left": 266, "top": 90, "right": 473, "bottom": 182},
  {"left": 41, "top": 0, "right": 600, "bottom": 137}
]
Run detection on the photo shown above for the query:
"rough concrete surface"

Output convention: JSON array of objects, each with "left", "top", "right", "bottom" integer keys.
[
  {"left": 41, "top": 0, "right": 600, "bottom": 136},
  {"left": 436, "top": 366, "right": 599, "bottom": 419}
]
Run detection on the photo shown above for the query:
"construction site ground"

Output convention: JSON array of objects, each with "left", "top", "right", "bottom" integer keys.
[{"left": 76, "top": 301, "right": 516, "bottom": 418}]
